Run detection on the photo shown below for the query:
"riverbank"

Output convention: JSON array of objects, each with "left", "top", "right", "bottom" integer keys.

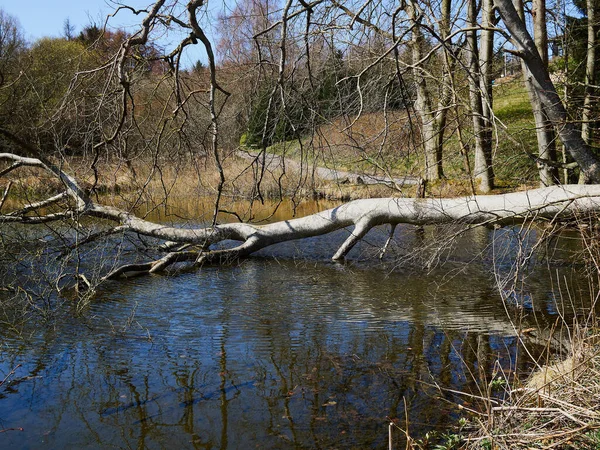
[
  {"left": 3, "top": 147, "right": 534, "bottom": 219},
  {"left": 463, "top": 329, "right": 600, "bottom": 449},
  {"left": 2, "top": 151, "right": 409, "bottom": 206},
  {"left": 396, "top": 325, "right": 600, "bottom": 449}
]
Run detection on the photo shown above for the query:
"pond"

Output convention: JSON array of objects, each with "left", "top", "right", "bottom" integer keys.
[{"left": 0, "top": 200, "right": 593, "bottom": 449}]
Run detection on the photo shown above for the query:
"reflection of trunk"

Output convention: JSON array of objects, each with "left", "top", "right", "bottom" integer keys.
[
  {"left": 219, "top": 326, "right": 229, "bottom": 449},
  {"left": 409, "top": 1, "right": 443, "bottom": 181},
  {"left": 582, "top": 0, "right": 596, "bottom": 145},
  {"left": 468, "top": 0, "right": 494, "bottom": 192},
  {"left": 516, "top": 0, "right": 558, "bottom": 186},
  {"left": 494, "top": 0, "right": 600, "bottom": 183}
]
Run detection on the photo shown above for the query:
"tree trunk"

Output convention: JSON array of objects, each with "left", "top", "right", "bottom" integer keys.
[
  {"left": 494, "top": 0, "right": 600, "bottom": 183},
  {"left": 3, "top": 150, "right": 600, "bottom": 281},
  {"left": 479, "top": 0, "right": 495, "bottom": 184},
  {"left": 582, "top": 0, "right": 597, "bottom": 145},
  {"left": 468, "top": 0, "right": 494, "bottom": 192},
  {"left": 530, "top": 0, "right": 559, "bottom": 186},
  {"left": 480, "top": 0, "right": 495, "bottom": 120},
  {"left": 431, "top": 0, "right": 453, "bottom": 180},
  {"left": 409, "top": 0, "right": 443, "bottom": 182},
  {"left": 66, "top": 184, "right": 600, "bottom": 277}
]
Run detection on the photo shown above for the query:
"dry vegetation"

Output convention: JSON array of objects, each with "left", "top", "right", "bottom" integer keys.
[{"left": 464, "top": 331, "right": 600, "bottom": 449}]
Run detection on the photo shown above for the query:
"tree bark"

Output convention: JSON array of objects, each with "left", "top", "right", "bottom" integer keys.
[
  {"left": 408, "top": 0, "right": 443, "bottom": 182},
  {"left": 59, "top": 184, "right": 600, "bottom": 277},
  {"left": 479, "top": 0, "right": 496, "bottom": 186},
  {"left": 480, "top": 0, "right": 495, "bottom": 121},
  {"left": 3, "top": 150, "right": 600, "bottom": 280},
  {"left": 468, "top": 0, "right": 494, "bottom": 192},
  {"left": 494, "top": 0, "right": 600, "bottom": 183},
  {"left": 527, "top": 0, "right": 559, "bottom": 186},
  {"left": 431, "top": 0, "right": 453, "bottom": 181},
  {"left": 582, "top": 0, "right": 597, "bottom": 146}
]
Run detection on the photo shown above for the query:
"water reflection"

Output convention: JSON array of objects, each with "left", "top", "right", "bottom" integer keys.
[
  {"left": 0, "top": 216, "right": 596, "bottom": 448},
  {"left": 133, "top": 196, "right": 340, "bottom": 225}
]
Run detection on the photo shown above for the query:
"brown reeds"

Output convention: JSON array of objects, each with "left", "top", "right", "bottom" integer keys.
[{"left": 463, "top": 328, "right": 600, "bottom": 449}]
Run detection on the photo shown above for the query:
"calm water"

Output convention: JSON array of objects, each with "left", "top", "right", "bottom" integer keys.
[{"left": 0, "top": 201, "right": 593, "bottom": 449}]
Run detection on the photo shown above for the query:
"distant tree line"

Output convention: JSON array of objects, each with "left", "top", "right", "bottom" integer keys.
[{"left": 0, "top": 0, "right": 598, "bottom": 193}]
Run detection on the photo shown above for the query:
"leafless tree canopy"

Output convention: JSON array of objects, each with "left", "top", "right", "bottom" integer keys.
[{"left": 0, "top": 0, "right": 599, "bottom": 299}]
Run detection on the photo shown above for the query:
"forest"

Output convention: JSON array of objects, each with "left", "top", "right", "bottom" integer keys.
[{"left": 0, "top": 0, "right": 599, "bottom": 273}]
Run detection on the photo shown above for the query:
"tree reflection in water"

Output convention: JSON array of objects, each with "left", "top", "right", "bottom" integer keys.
[{"left": 0, "top": 226, "right": 591, "bottom": 448}]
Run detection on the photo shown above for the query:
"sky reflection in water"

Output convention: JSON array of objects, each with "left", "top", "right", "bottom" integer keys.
[{"left": 0, "top": 223, "right": 590, "bottom": 449}]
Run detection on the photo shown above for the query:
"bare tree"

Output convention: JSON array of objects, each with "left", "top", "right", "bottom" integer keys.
[
  {"left": 0, "top": 10, "right": 24, "bottom": 86},
  {"left": 581, "top": 0, "right": 597, "bottom": 146},
  {"left": 495, "top": 0, "right": 600, "bottom": 183},
  {"left": 514, "top": 0, "right": 559, "bottom": 186},
  {"left": 3, "top": 0, "right": 600, "bottom": 294},
  {"left": 408, "top": 0, "right": 444, "bottom": 182},
  {"left": 468, "top": 0, "right": 494, "bottom": 192}
]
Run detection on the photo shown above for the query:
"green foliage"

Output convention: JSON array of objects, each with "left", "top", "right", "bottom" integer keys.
[
  {"left": 243, "top": 48, "right": 357, "bottom": 149},
  {"left": 489, "top": 376, "right": 507, "bottom": 390},
  {"left": 244, "top": 88, "right": 274, "bottom": 147},
  {"left": 584, "top": 429, "right": 600, "bottom": 447},
  {"left": 26, "top": 38, "right": 90, "bottom": 109},
  {"left": 0, "top": 33, "right": 103, "bottom": 156},
  {"left": 480, "top": 438, "right": 492, "bottom": 450},
  {"left": 556, "top": 6, "right": 600, "bottom": 131},
  {"left": 433, "top": 432, "right": 463, "bottom": 450},
  {"left": 243, "top": 86, "right": 311, "bottom": 148},
  {"left": 315, "top": 49, "right": 351, "bottom": 116},
  {"left": 239, "top": 132, "right": 248, "bottom": 147}
]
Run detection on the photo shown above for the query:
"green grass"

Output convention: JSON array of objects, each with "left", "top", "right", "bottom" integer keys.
[
  {"left": 493, "top": 81, "right": 534, "bottom": 122},
  {"left": 491, "top": 80, "right": 538, "bottom": 185},
  {"left": 427, "top": 79, "right": 537, "bottom": 187},
  {"left": 245, "top": 78, "right": 539, "bottom": 191}
]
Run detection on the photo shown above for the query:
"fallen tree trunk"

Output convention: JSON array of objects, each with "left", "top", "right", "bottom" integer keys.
[
  {"left": 235, "top": 149, "right": 422, "bottom": 188},
  {"left": 2, "top": 150, "right": 600, "bottom": 280},
  {"left": 80, "top": 183, "right": 600, "bottom": 278}
]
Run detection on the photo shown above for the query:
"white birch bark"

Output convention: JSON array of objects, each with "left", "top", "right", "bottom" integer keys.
[{"left": 2, "top": 151, "right": 600, "bottom": 279}]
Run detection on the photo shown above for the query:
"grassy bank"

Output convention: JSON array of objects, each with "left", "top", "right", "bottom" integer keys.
[
  {"left": 250, "top": 76, "right": 538, "bottom": 198},
  {"left": 3, "top": 78, "right": 538, "bottom": 209}
]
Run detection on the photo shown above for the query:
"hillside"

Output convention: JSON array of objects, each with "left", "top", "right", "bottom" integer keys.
[{"left": 256, "top": 77, "right": 538, "bottom": 196}]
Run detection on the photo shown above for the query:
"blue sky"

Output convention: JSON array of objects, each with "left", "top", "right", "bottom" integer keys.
[
  {"left": 0, "top": 0, "right": 225, "bottom": 65},
  {"left": 0, "top": 0, "right": 147, "bottom": 40}
]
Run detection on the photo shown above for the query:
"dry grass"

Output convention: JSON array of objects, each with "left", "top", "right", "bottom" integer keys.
[
  {"left": 463, "top": 329, "right": 600, "bottom": 450},
  {"left": 267, "top": 110, "right": 420, "bottom": 178},
  {"left": 395, "top": 327, "right": 600, "bottom": 450},
  {"left": 2, "top": 151, "right": 386, "bottom": 220}
]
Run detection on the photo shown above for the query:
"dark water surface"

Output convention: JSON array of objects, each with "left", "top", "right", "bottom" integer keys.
[{"left": 0, "top": 211, "right": 592, "bottom": 449}]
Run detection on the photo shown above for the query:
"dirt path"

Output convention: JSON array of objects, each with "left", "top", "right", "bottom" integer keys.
[{"left": 234, "top": 149, "right": 422, "bottom": 188}]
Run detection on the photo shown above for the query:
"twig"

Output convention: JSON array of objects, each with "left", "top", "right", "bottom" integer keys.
[
  {"left": 0, "top": 181, "right": 11, "bottom": 212},
  {"left": 491, "top": 406, "right": 588, "bottom": 427},
  {"left": 379, "top": 224, "right": 396, "bottom": 260},
  {"left": 8, "top": 192, "right": 69, "bottom": 216},
  {"left": 0, "top": 364, "right": 21, "bottom": 388}
]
